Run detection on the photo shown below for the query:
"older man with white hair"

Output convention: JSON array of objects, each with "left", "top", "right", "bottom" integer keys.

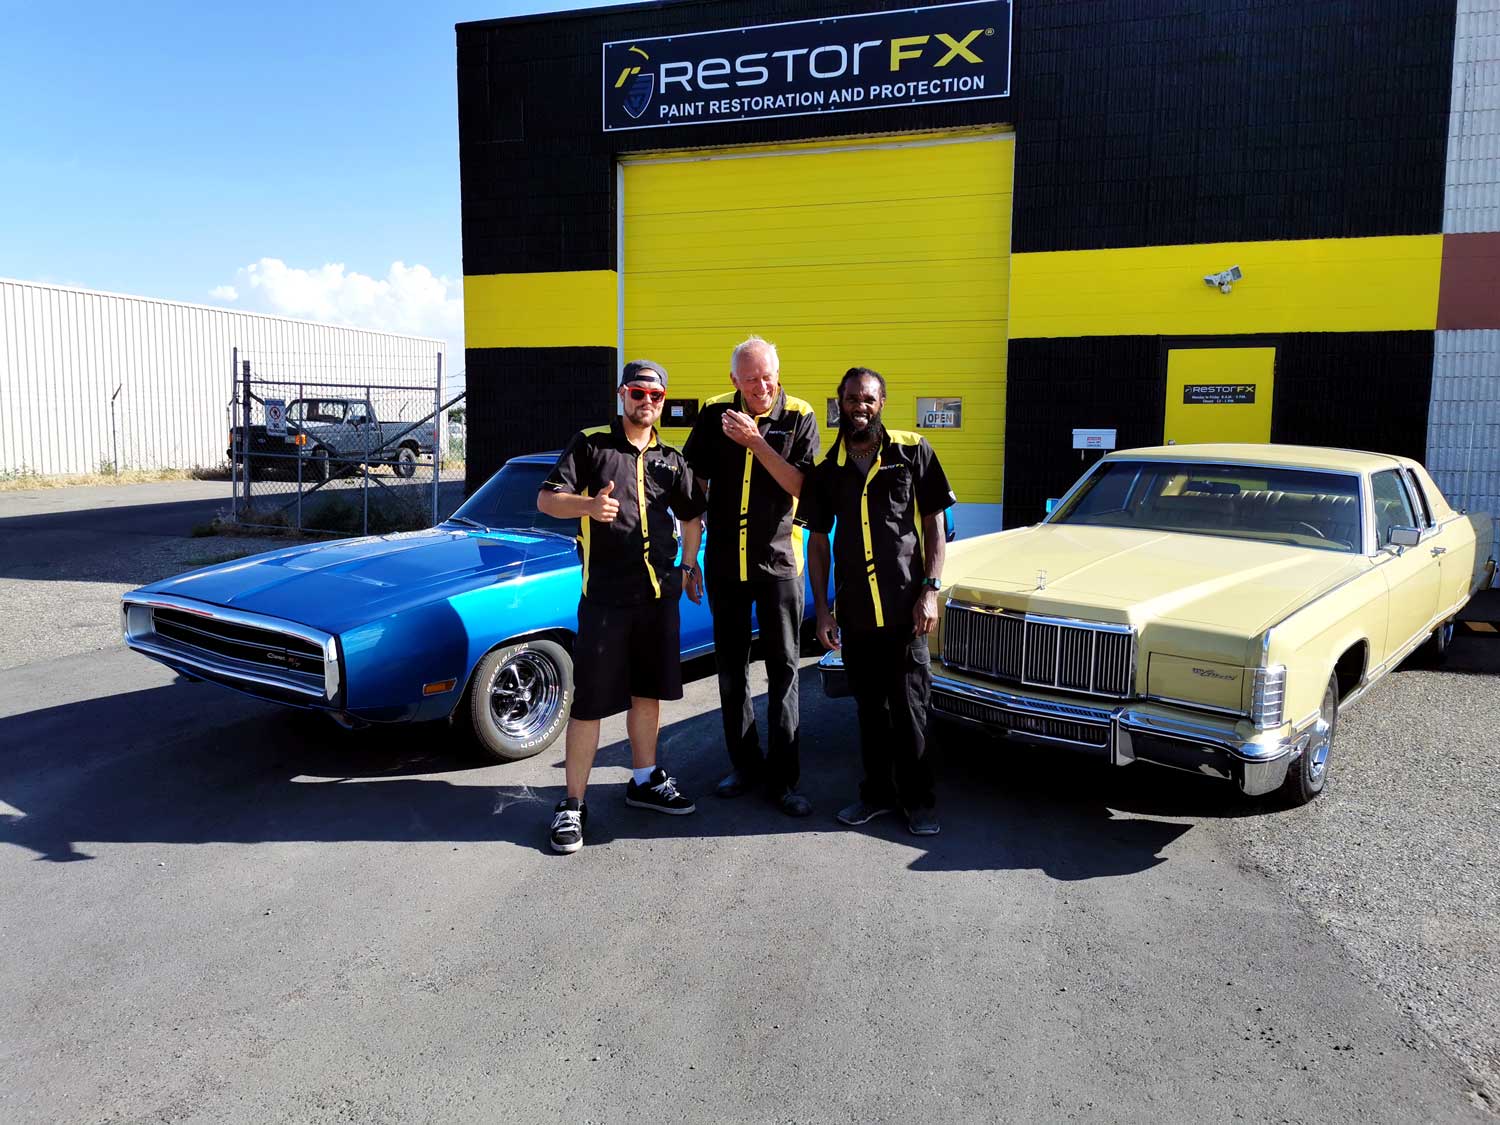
[{"left": 683, "top": 335, "right": 821, "bottom": 816}]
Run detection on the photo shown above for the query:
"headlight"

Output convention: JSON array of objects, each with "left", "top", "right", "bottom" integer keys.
[{"left": 1251, "top": 665, "right": 1286, "bottom": 729}]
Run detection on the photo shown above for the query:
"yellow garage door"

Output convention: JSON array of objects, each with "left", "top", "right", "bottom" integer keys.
[{"left": 621, "top": 131, "right": 1014, "bottom": 504}]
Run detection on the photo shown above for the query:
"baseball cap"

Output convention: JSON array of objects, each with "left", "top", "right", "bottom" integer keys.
[{"left": 620, "top": 359, "right": 668, "bottom": 389}]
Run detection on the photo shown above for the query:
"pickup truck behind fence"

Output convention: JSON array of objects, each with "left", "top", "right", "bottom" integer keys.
[{"left": 231, "top": 396, "right": 438, "bottom": 481}]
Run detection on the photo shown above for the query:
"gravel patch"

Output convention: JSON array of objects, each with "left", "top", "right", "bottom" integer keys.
[{"left": 1210, "top": 636, "right": 1500, "bottom": 1112}]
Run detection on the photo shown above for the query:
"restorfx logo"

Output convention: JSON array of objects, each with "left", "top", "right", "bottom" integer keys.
[
  {"left": 637, "top": 30, "right": 986, "bottom": 95},
  {"left": 604, "top": 3, "right": 1008, "bottom": 130}
]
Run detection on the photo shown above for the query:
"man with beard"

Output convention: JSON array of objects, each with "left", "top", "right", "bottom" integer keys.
[
  {"left": 799, "top": 366, "right": 956, "bottom": 836},
  {"left": 683, "top": 336, "right": 821, "bottom": 816},
  {"left": 537, "top": 360, "right": 707, "bottom": 854}
]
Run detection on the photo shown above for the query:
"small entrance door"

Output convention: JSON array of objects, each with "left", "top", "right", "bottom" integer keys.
[{"left": 1163, "top": 345, "right": 1276, "bottom": 445}]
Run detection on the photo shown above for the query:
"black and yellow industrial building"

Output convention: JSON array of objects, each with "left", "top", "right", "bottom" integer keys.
[{"left": 457, "top": 0, "right": 1477, "bottom": 530}]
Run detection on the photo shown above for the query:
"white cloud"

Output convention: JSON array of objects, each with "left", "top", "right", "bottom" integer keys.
[
  {"left": 224, "top": 258, "right": 465, "bottom": 382},
  {"left": 209, "top": 284, "right": 238, "bottom": 301}
]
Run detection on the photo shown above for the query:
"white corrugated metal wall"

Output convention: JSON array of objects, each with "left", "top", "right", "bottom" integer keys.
[
  {"left": 1428, "top": 0, "right": 1500, "bottom": 556},
  {"left": 0, "top": 278, "right": 446, "bottom": 475}
]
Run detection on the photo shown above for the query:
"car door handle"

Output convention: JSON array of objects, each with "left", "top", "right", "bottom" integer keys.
[{"left": 1431, "top": 546, "right": 1447, "bottom": 556}]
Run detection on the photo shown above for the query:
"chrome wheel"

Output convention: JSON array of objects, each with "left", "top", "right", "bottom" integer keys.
[
  {"left": 1281, "top": 672, "right": 1339, "bottom": 806},
  {"left": 1307, "top": 682, "right": 1337, "bottom": 785},
  {"left": 489, "top": 649, "right": 562, "bottom": 741}
]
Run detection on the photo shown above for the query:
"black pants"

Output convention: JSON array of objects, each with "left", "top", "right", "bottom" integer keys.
[
  {"left": 840, "top": 627, "right": 936, "bottom": 810},
  {"left": 707, "top": 575, "right": 804, "bottom": 790}
]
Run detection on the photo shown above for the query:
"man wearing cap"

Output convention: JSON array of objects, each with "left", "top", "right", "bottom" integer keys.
[
  {"left": 536, "top": 359, "right": 707, "bottom": 854},
  {"left": 800, "top": 366, "right": 956, "bottom": 837},
  {"left": 683, "top": 336, "right": 821, "bottom": 816}
]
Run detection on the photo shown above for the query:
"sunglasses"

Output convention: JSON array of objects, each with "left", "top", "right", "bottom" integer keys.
[{"left": 625, "top": 387, "right": 665, "bottom": 402}]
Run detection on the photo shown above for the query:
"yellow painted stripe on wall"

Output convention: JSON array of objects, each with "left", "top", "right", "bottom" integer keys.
[
  {"left": 1010, "top": 236, "right": 1443, "bottom": 339},
  {"left": 624, "top": 132, "right": 1014, "bottom": 504},
  {"left": 464, "top": 270, "right": 617, "bottom": 349}
]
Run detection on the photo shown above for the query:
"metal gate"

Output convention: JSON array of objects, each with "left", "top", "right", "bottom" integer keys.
[{"left": 228, "top": 347, "right": 466, "bottom": 536}]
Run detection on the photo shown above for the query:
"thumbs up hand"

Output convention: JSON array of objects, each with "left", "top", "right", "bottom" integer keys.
[{"left": 589, "top": 480, "right": 621, "bottom": 523}]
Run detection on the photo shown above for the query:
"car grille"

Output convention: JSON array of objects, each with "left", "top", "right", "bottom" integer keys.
[
  {"left": 942, "top": 603, "right": 1135, "bottom": 699},
  {"left": 125, "top": 597, "right": 335, "bottom": 701},
  {"left": 932, "top": 691, "right": 1110, "bottom": 747},
  {"left": 152, "top": 608, "right": 326, "bottom": 677}
]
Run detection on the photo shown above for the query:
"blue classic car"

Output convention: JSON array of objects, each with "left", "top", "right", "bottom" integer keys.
[{"left": 122, "top": 453, "right": 726, "bottom": 762}]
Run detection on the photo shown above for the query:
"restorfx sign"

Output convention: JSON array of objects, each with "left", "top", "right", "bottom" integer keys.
[{"left": 602, "top": 0, "right": 1010, "bottom": 132}]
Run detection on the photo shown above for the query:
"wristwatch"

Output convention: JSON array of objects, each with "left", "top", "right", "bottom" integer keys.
[
  {"left": 920, "top": 576, "right": 941, "bottom": 591},
  {"left": 681, "top": 563, "right": 700, "bottom": 576}
]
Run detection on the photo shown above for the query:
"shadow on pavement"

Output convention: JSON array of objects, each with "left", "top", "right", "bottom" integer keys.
[{"left": 0, "top": 663, "right": 1266, "bottom": 881}]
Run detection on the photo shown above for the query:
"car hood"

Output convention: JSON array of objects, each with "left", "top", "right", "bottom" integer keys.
[
  {"left": 134, "top": 526, "right": 579, "bottom": 634},
  {"left": 944, "top": 524, "right": 1366, "bottom": 635}
]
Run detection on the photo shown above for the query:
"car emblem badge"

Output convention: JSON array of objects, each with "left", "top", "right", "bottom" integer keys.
[{"left": 1036, "top": 570, "right": 1047, "bottom": 590}]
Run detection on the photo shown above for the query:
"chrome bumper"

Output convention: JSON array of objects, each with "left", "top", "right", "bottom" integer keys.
[{"left": 817, "top": 651, "right": 1305, "bottom": 797}]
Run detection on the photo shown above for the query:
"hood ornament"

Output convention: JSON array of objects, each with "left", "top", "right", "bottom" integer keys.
[{"left": 1036, "top": 569, "right": 1048, "bottom": 591}]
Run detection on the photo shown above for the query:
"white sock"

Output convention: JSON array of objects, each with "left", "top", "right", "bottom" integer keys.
[{"left": 632, "top": 765, "right": 657, "bottom": 785}]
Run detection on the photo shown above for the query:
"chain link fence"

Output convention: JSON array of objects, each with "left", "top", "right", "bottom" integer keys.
[{"left": 228, "top": 347, "right": 466, "bottom": 536}]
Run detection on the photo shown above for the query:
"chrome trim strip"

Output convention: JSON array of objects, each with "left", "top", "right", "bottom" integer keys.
[
  {"left": 944, "top": 600, "right": 1131, "bottom": 633},
  {"left": 1259, "top": 559, "right": 1377, "bottom": 637},
  {"left": 1145, "top": 694, "right": 1247, "bottom": 719},
  {"left": 931, "top": 674, "right": 1113, "bottom": 726},
  {"left": 126, "top": 635, "right": 328, "bottom": 700},
  {"left": 124, "top": 593, "right": 334, "bottom": 651},
  {"left": 1022, "top": 611, "right": 1132, "bottom": 634}
]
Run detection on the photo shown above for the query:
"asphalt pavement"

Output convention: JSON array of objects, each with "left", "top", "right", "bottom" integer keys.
[{"left": 0, "top": 481, "right": 1494, "bottom": 1123}]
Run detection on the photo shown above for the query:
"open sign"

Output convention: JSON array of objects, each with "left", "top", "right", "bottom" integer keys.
[{"left": 916, "top": 397, "right": 962, "bottom": 429}]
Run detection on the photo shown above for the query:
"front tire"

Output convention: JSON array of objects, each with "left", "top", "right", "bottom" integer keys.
[
  {"left": 467, "top": 638, "right": 573, "bottom": 761},
  {"left": 1281, "top": 673, "right": 1338, "bottom": 806},
  {"left": 307, "top": 447, "right": 330, "bottom": 484},
  {"left": 394, "top": 445, "right": 418, "bottom": 478}
]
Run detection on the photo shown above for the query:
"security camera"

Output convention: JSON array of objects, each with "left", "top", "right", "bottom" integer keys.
[{"left": 1204, "top": 265, "right": 1243, "bottom": 293}]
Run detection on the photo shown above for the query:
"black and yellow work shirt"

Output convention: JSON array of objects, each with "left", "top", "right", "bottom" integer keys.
[
  {"left": 797, "top": 429, "right": 956, "bottom": 633},
  {"left": 544, "top": 419, "right": 706, "bottom": 607},
  {"left": 682, "top": 388, "right": 821, "bottom": 584}
]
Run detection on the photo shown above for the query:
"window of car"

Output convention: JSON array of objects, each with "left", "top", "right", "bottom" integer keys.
[
  {"left": 289, "top": 399, "right": 346, "bottom": 424},
  {"left": 1403, "top": 468, "right": 1434, "bottom": 527},
  {"left": 451, "top": 460, "right": 577, "bottom": 535},
  {"left": 1051, "top": 460, "right": 1363, "bottom": 551},
  {"left": 1371, "top": 469, "right": 1418, "bottom": 545}
]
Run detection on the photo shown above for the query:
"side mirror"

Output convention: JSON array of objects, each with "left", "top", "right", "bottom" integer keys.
[
  {"left": 1387, "top": 525, "right": 1420, "bottom": 549},
  {"left": 1044, "top": 497, "right": 1060, "bottom": 516}
]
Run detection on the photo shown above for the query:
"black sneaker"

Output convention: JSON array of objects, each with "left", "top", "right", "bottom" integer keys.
[
  {"left": 625, "top": 767, "right": 696, "bottom": 815},
  {"left": 550, "top": 798, "right": 587, "bottom": 854}
]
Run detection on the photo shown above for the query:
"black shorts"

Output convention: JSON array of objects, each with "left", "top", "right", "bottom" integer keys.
[{"left": 571, "top": 595, "right": 683, "bottom": 721}]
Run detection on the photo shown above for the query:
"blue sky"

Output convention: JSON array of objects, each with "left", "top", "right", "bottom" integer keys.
[{"left": 0, "top": 0, "right": 618, "bottom": 370}]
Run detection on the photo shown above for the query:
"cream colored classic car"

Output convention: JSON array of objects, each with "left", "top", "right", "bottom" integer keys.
[{"left": 821, "top": 444, "right": 1495, "bottom": 804}]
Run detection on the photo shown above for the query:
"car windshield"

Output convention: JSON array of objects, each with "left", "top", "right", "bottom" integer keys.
[
  {"left": 1051, "top": 460, "right": 1363, "bottom": 552},
  {"left": 450, "top": 460, "right": 576, "bottom": 535}
]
